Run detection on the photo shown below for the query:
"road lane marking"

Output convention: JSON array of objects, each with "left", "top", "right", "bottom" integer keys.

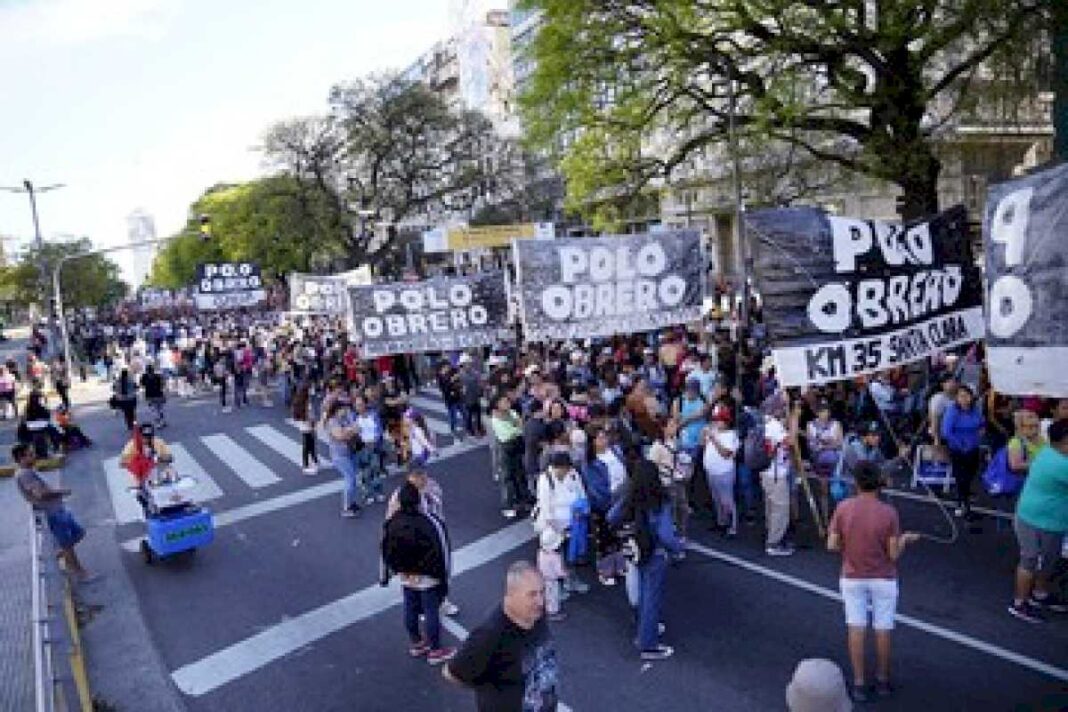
[
  {"left": 440, "top": 618, "right": 575, "bottom": 712},
  {"left": 170, "top": 520, "right": 536, "bottom": 696},
  {"left": 285, "top": 419, "right": 331, "bottom": 447},
  {"left": 168, "top": 444, "right": 225, "bottom": 505},
  {"left": 410, "top": 395, "right": 448, "bottom": 417},
  {"left": 246, "top": 424, "right": 305, "bottom": 467},
  {"left": 201, "top": 434, "right": 281, "bottom": 488},
  {"left": 117, "top": 437, "right": 487, "bottom": 552},
  {"left": 686, "top": 541, "right": 1068, "bottom": 683},
  {"left": 102, "top": 457, "right": 144, "bottom": 524}
]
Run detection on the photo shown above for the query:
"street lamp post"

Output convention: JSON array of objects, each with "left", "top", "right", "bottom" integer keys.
[{"left": 0, "top": 180, "right": 66, "bottom": 320}]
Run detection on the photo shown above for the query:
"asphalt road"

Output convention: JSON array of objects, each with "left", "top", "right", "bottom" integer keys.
[{"left": 61, "top": 386, "right": 1068, "bottom": 712}]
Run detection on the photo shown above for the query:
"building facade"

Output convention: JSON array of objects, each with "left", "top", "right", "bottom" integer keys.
[{"left": 125, "top": 209, "right": 157, "bottom": 290}]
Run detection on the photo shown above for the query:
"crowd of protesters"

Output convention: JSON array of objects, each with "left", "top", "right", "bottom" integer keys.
[{"left": 10, "top": 299, "right": 1065, "bottom": 705}]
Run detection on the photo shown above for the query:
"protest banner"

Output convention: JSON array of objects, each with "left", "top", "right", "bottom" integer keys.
[
  {"left": 747, "top": 205, "right": 984, "bottom": 387},
  {"left": 513, "top": 231, "right": 705, "bottom": 342},
  {"left": 194, "top": 262, "right": 266, "bottom": 311},
  {"left": 983, "top": 163, "right": 1068, "bottom": 396},
  {"left": 288, "top": 273, "right": 350, "bottom": 315},
  {"left": 348, "top": 272, "right": 508, "bottom": 357}
]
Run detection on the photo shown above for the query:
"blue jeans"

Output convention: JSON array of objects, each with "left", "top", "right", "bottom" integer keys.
[
  {"left": 334, "top": 451, "right": 363, "bottom": 510},
  {"left": 357, "top": 448, "right": 384, "bottom": 499},
  {"left": 445, "top": 402, "right": 465, "bottom": 433},
  {"left": 403, "top": 585, "right": 443, "bottom": 649},
  {"left": 736, "top": 463, "right": 757, "bottom": 514},
  {"left": 636, "top": 552, "right": 668, "bottom": 651}
]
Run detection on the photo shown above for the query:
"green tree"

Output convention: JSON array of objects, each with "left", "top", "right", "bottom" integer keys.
[
  {"left": 521, "top": 0, "right": 1049, "bottom": 221},
  {"left": 149, "top": 175, "right": 340, "bottom": 288},
  {"left": 0, "top": 238, "right": 128, "bottom": 309}
]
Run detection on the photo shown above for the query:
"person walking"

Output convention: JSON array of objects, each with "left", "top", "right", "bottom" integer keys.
[
  {"left": 1007, "top": 418, "right": 1068, "bottom": 622},
  {"left": 112, "top": 367, "right": 138, "bottom": 431},
  {"left": 444, "top": 560, "right": 560, "bottom": 711},
  {"left": 324, "top": 400, "right": 364, "bottom": 518},
  {"left": 940, "top": 384, "right": 985, "bottom": 520},
  {"left": 381, "top": 482, "right": 456, "bottom": 665},
  {"left": 702, "top": 407, "right": 739, "bottom": 537},
  {"left": 491, "top": 395, "right": 531, "bottom": 519},
  {"left": 608, "top": 458, "right": 685, "bottom": 660},
  {"left": 827, "top": 461, "right": 920, "bottom": 702},
  {"left": 292, "top": 383, "right": 319, "bottom": 475}
]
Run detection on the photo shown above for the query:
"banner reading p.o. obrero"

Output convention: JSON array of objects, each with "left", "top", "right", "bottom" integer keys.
[
  {"left": 514, "top": 231, "right": 705, "bottom": 342},
  {"left": 288, "top": 273, "right": 350, "bottom": 315},
  {"left": 747, "top": 205, "right": 984, "bottom": 387},
  {"left": 348, "top": 272, "right": 508, "bottom": 357}
]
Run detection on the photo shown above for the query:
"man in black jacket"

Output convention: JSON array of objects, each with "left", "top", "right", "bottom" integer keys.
[{"left": 381, "top": 482, "right": 456, "bottom": 665}]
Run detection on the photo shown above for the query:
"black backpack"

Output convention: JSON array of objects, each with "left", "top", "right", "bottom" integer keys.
[{"left": 743, "top": 415, "right": 772, "bottom": 472}]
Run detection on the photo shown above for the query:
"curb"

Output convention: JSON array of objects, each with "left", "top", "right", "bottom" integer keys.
[{"left": 63, "top": 584, "right": 93, "bottom": 712}]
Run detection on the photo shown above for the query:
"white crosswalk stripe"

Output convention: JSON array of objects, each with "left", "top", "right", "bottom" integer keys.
[
  {"left": 246, "top": 424, "right": 305, "bottom": 467},
  {"left": 201, "top": 434, "right": 281, "bottom": 488},
  {"left": 168, "top": 443, "right": 226, "bottom": 505},
  {"left": 103, "top": 457, "right": 147, "bottom": 525}
]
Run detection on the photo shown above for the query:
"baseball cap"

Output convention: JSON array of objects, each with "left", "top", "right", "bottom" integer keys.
[
  {"left": 861, "top": 421, "right": 881, "bottom": 436},
  {"left": 549, "top": 450, "right": 573, "bottom": 468}
]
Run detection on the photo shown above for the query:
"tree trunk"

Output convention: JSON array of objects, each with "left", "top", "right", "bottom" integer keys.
[{"left": 896, "top": 149, "right": 942, "bottom": 221}]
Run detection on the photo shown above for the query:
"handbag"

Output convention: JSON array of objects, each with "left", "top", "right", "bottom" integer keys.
[
  {"left": 982, "top": 443, "right": 1025, "bottom": 497},
  {"left": 347, "top": 433, "right": 365, "bottom": 453}
]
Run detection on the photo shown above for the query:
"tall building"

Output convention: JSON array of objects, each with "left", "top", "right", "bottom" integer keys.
[{"left": 126, "top": 209, "right": 157, "bottom": 289}]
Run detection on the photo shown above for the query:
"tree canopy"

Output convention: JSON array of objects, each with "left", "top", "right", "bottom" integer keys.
[
  {"left": 520, "top": 0, "right": 1050, "bottom": 221},
  {"left": 0, "top": 238, "right": 127, "bottom": 310}
]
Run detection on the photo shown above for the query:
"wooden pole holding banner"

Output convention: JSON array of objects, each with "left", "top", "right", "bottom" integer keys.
[{"left": 789, "top": 399, "right": 826, "bottom": 540}]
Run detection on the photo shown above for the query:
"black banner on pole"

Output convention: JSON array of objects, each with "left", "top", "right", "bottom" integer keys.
[
  {"left": 747, "top": 205, "right": 984, "bottom": 387},
  {"left": 984, "top": 163, "right": 1068, "bottom": 396},
  {"left": 348, "top": 272, "right": 508, "bottom": 357},
  {"left": 513, "top": 231, "right": 705, "bottom": 342},
  {"left": 194, "top": 262, "right": 265, "bottom": 310}
]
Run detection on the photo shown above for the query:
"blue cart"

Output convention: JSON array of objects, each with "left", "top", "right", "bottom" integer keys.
[{"left": 137, "top": 476, "right": 215, "bottom": 564}]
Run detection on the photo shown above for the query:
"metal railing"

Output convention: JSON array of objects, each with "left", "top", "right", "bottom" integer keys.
[{"left": 30, "top": 511, "right": 86, "bottom": 712}]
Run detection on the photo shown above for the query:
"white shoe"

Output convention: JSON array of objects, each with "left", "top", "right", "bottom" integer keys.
[
  {"left": 502, "top": 509, "right": 517, "bottom": 519},
  {"left": 302, "top": 466, "right": 317, "bottom": 476},
  {"left": 222, "top": 406, "right": 232, "bottom": 414},
  {"left": 441, "top": 600, "right": 460, "bottom": 616}
]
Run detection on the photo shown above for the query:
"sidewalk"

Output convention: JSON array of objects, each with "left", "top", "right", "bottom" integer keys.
[{"left": 0, "top": 477, "right": 35, "bottom": 711}]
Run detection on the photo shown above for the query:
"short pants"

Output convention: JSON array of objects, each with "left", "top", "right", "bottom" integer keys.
[
  {"left": 1014, "top": 517, "right": 1065, "bottom": 574},
  {"left": 46, "top": 508, "right": 85, "bottom": 550},
  {"left": 840, "top": 578, "right": 898, "bottom": 630}
]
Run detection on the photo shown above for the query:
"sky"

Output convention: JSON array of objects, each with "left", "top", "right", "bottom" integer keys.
[{"left": 0, "top": 0, "right": 502, "bottom": 281}]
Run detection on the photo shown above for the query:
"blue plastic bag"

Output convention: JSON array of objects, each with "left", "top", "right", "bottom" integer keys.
[{"left": 982, "top": 447, "right": 1024, "bottom": 497}]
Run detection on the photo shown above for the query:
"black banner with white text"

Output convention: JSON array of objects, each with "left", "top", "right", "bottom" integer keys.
[
  {"left": 747, "top": 206, "right": 984, "bottom": 387},
  {"left": 983, "top": 163, "right": 1068, "bottom": 396},
  {"left": 513, "top": 231, "right": 705, "bottom": 342},
  {"left": 194, "top": 262, "right": 266, "bottom": 311},
  {"left": 348, "top": 272, "right": 508, "bottom": 357}
]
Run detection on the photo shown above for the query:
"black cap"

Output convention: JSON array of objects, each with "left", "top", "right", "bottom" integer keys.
[{"left": 861, "top": 421, "right": 881, "bottom": 436}]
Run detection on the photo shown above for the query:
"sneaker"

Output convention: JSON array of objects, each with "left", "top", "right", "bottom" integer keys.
[
  {"left": 302, "top": 466, "right": 317, "bottom": 476},
  {"left": 953, "top": 506, "right": 966, "bottom": 518},
  {"left": 1007, "top": 600, "right": 1045, "bottom": 623},
  {"left": 501, "top": 509, "right": 517, "bottom": 520},
  {"left": 440, "top": 599, "right": 460, "bottom": 616},
  {"left": 375, "top": 494, "right": 387, "bottom": 504},
  {"left": 1029, "top": 593, "right": 1068, "bottom": 613},
  {"left": 426, "top": 647, "right": 457, "bottom": 665},
  {"left": 852, "top": 685, "right": 871, "bottom": 703},
  {"left": 598, "top": 574, "right": 617, "bottom": 587},
  {"left": 725, "top": 528, "right": 737, "bottom": 538},
  {"left": 341, "top": 505, "right": 362, "bottom": 519},
  {"left": 408, "top": 641, "right": 430, "bottom": 657},
  {"left": 222, "top": 406, "right": 232, "bottom": 414},
  {"left": 640, "top": 644, "right": 674, "bottom": 661},
  {"left": 765, "top": 544, "right": 795, "bottom": 557},
  {"left": 658, "top": 622, "right": 666, "bottom": 636},
  {"left": 875, "top": 679, "right": 894, "bottom": 698}
]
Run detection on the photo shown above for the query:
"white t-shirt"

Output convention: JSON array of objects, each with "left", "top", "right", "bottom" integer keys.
[
  {"left": 763, "top": 417, "right": 790, "bottom": 475},
  {"left": 703, "top": 429, "right": 739, "bottom": 477},
  {"left": 598, "top": 451, "right": 629, "bottom": 494}
]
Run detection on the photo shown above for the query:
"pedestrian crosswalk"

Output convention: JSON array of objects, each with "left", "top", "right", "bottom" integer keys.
[{"left": 103, "top": 389, "right": 479, "bottom": 526}]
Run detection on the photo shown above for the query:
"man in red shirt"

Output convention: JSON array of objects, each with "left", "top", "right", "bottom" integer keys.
[{"left": 827, "top": 461, "right": 920, "bottom": 703}]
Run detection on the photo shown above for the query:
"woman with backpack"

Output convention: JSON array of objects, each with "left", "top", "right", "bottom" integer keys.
[
  {"left": 608, "top": 458, "right": 684, "bottom": 661},
  {"left": 585, "top": 425, "right": 629, "bottom": 586}
]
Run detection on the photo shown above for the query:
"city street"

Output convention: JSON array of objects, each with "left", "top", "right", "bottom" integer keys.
[{"left": 60, "top": 385, "right": 1068, "bottom": 711}]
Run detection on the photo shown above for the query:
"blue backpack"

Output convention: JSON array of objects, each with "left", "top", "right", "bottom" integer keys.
[
  {"left": 982, "top": 441, "right": 1027, "bottom": 497},
  {"left": 582, "top": 460, "right": 613, "bottom": 514}
]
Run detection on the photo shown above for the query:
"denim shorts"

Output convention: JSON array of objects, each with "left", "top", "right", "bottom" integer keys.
[
  {"left": 1014, "top": 517, "right": 1065, "bottom": 573},
  {"left": 47, "top": 508, "right": 85, "bottom": 550},
  {"left": 840, "top": 578, "right": 898, "bottom": 630}
]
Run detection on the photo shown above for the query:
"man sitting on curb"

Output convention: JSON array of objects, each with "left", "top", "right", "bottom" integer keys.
[{"left": 13, "top": 442, "right": 99, "bottom": 584}]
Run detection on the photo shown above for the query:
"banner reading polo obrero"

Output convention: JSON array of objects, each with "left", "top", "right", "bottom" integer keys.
[
  {"left": 983, "top": 163, "right": 1068, "bottom": 396},
  {"left": 514, "top": 231, "right": 705, "bottom": 342},
  {"left": 747, "top": 205, "right": 984, "bottom": 387},
  {"left": 194, "top": 262, "right": 266, "bottom": 310},
  {"left": 348, "top": 272, "right": 509, "bottom": 357},
  {"left": 288, "top": 274, "right": 349, "bottom": 315}
]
